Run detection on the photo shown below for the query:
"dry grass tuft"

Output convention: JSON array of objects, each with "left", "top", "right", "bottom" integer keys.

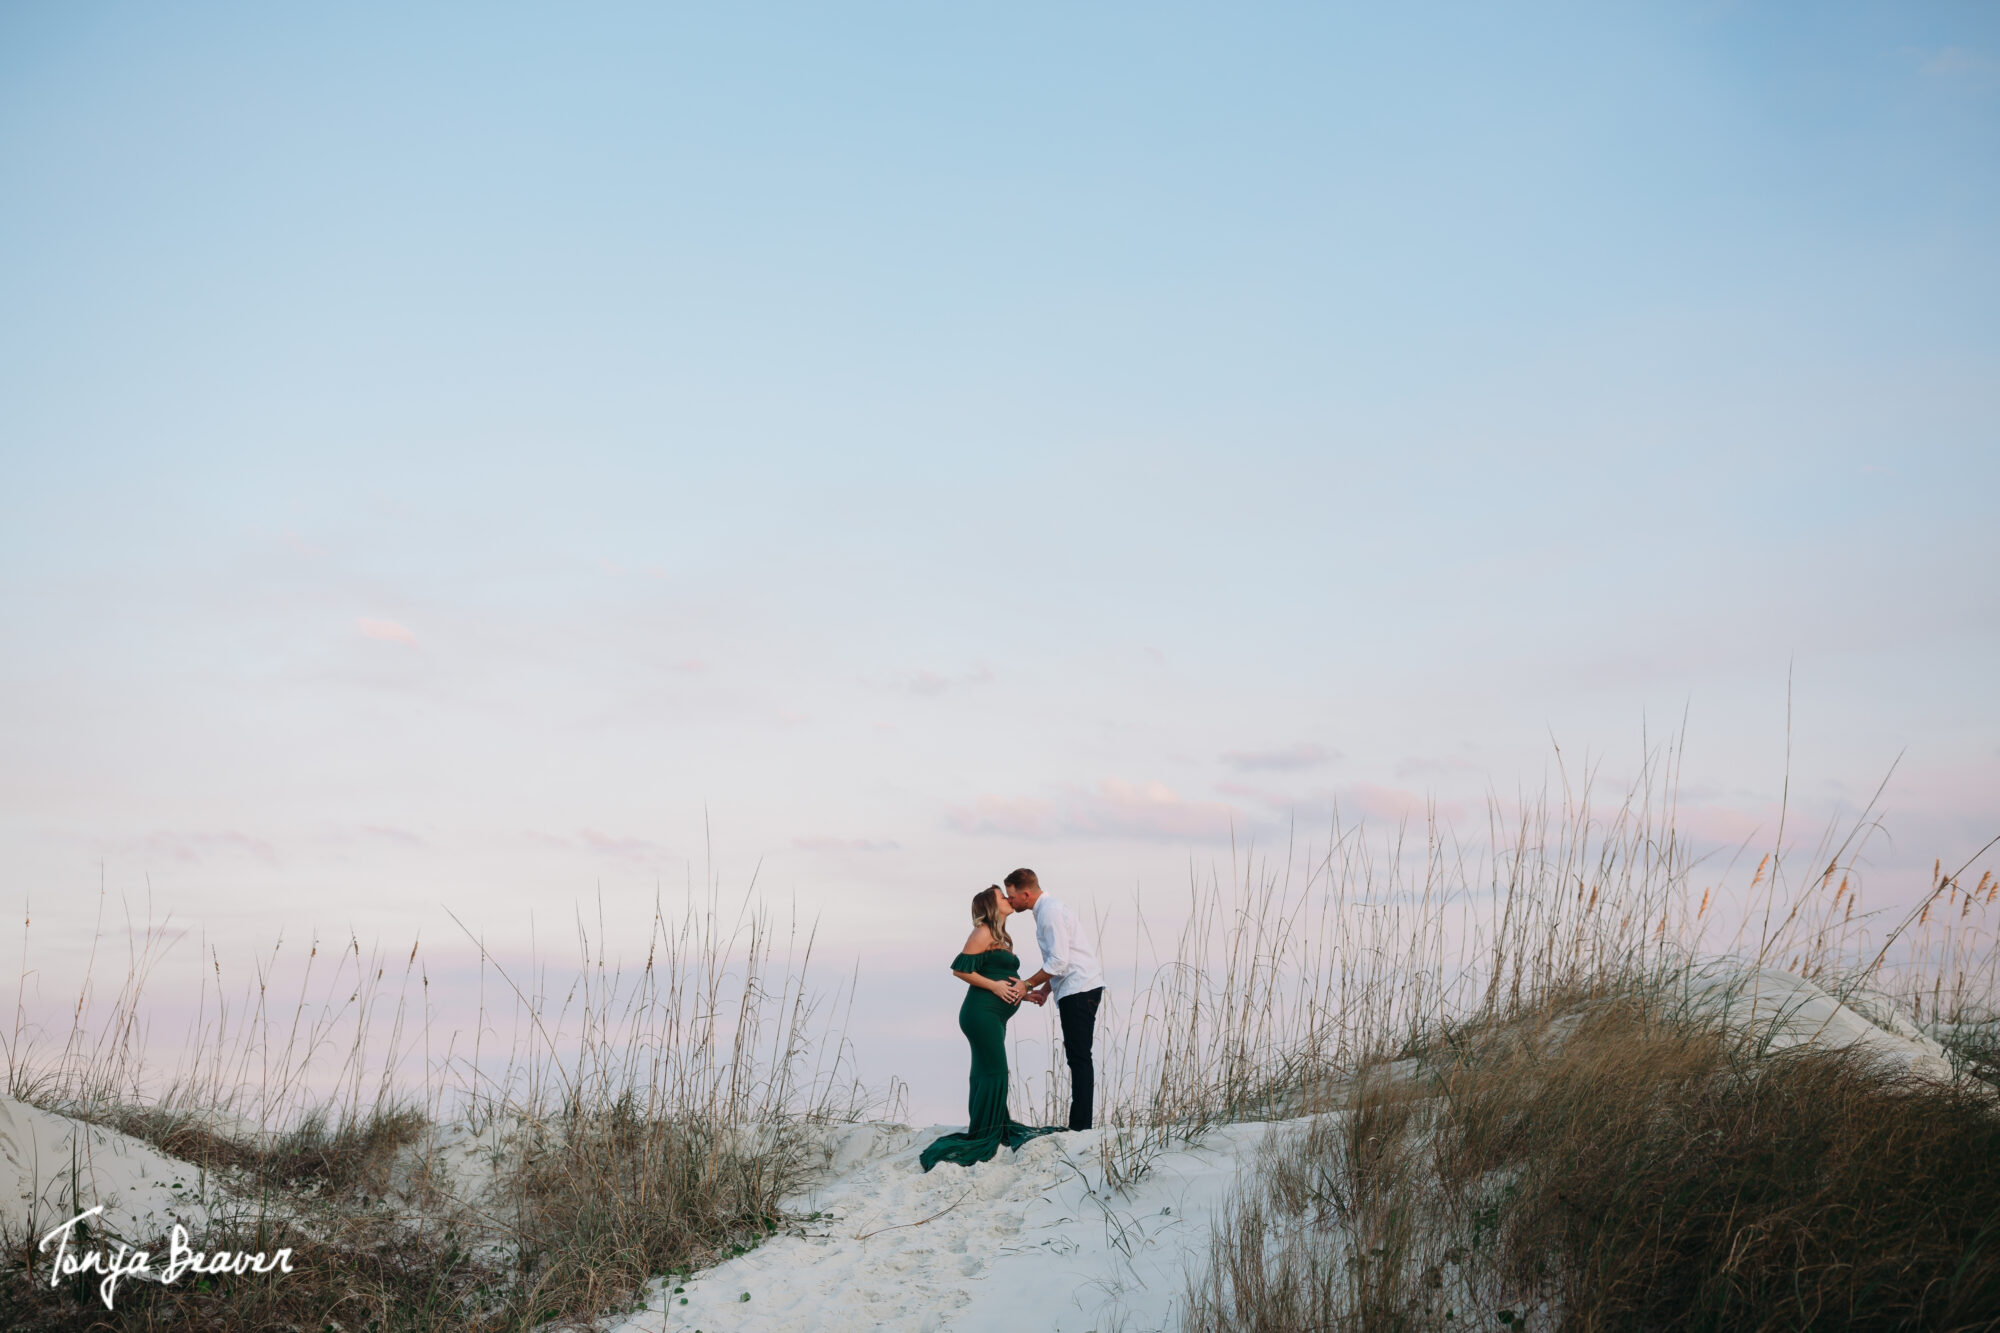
[
  {"left": 3, "top": 735, "right": 1992, "bottom": 1330},
  {"left": 0, "top": 886, "right": 878, "bottom": 1331},
  {"left": 501, "top": 1108, "right": 797, "bottom": 1323},
  {"left": 259, "top": 1103, "right": 431, "bottom": 1195},
  {"left": 1190, "top": 995, "right": 2000, "bottom": 1332},
  {"left": 1937, "top": 1020, "right": 2000, "bottom": 1088},
  {"left": 1469, "top": 1014, "right": 2000, "bottom": 1329},
  {"left": 2, "top": 1208, "right": 496, "bottom": 1333},
  {"left": 1155, "top": 739, "right": 1999, "bottom": 1332}
]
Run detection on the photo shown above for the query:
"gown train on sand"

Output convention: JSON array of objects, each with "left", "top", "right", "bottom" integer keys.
[{"left": 920, "top": 949, "right": 1062, "bottom": 1171}]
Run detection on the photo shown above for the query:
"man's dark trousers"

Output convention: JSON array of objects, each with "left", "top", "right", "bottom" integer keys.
[{"left": 1057, "top": 986, "right": 1104, "bottom": 1131}]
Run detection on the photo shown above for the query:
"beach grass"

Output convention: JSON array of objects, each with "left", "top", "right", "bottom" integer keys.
[
  {"left": 2, "top": 737, "right": 1994, "bottom": 1331},
  {"left": 1, "top": 891, "right": 874, "bottom": 1331},
  {"left": 1139, "top": 744, "right": 2000, "bottom": 1332},
  {"left": 1186, "top": 993, "right": 2000, "bottom": 1332}
]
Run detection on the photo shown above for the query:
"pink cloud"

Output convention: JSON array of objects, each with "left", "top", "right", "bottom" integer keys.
[
  {"left": 1334, "top": 781, "right": 1445, "bottom": 826},
  {"left": 1669, "top": 801, "right": 1775, "bottom": 852},
  {"left": 357, "top": 617, "right": 417, "bottom": 645},
  {"left": 948, "top": 779, "right": 1242, "bottom": 843},
  {"left": 1220, "top": 779, "right": 1472, "bottom": 829}
]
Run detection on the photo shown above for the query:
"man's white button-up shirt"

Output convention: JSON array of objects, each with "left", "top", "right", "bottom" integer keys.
[{"left": 1032, "top": 893, "right": 1107, "bottom": 1003}]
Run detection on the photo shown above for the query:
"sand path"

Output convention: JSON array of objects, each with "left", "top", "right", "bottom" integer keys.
[{"left": 608, "top": 1120, "right": 1276, "bottom": 1333}]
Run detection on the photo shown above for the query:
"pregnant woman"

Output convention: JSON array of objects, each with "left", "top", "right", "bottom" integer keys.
[{"left": 920, "top": 886, "right": 1063, "bottom": 1171}]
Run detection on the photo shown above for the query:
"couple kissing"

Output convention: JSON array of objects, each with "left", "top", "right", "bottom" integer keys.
[{"left": 920, "top": 868, "right": 1107, "bottom": 1172}]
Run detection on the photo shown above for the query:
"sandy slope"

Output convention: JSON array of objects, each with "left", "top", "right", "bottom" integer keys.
[
  {"left": 0, "top": 1097, "right": 214, "bottom": 1246},
  {"left": 0, "top": 963, "right": 1961, "bottom": 1330},
  {"left": 608, "top": 1121, "right": 1279, "bottom": 1333},
  {"left": 1679, "top": 964, "right": 1956, "bottom": 1080},
  {"left": 606, "top": 963, "right": 1964, "bottom": 1333}
]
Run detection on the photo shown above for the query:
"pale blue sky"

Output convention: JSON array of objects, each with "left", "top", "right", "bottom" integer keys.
[{"left": 2, "top": 4, "right": 1996, "bottom": 1114}]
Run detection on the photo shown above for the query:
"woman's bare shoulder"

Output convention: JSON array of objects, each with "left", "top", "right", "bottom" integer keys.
[{"left": 960, "top": 928, "right": 993, "bottom": 955}]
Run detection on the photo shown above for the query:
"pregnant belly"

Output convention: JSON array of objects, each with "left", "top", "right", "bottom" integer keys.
[{"left": 966, "top": 983, "right": 1021, "bottom": 1019}]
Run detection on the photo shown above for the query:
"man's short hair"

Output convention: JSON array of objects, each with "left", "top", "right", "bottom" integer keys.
[{"left": 1004, "top": 868, "right": 1039, "bottom": 891}]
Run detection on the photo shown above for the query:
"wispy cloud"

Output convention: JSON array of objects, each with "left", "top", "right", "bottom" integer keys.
[
  {"left": 576, "top": 828, "right": 673, "bottom": 861},
  {"left": 897, "top": 664, "right": 994, "bottom": 697},
  {"left": 125, "top": 829, "right": 280, "bottom": 865},
  {"left": 529, "top": 828, "right": 676, "bottom": 863},
  {"left": 356, "top": 617, "right": 417, "bottom": 645},
  {"left": 1922, "top": 46, "right": 2000, "bottom": 83},
  {"left": 792, "top": 835, "right": 901, "bottom": 852},
  {"left": 1332, "top": 781, "right": 1449, "bottom": 826},
  {"left": 1220, "top": 742, "right": 1337, "bottom": 773},
  {"left": 1215, "top": 779, "right": 1293, "bottom": 807},
  {"left": 906, "top": 670, "right": 950, "bottom": 697},
  {"left": 279, "top": 529, "right": 324, "bottom": 558},
  {"left": 948, "top": 779, "right": 1242, "bottom": 843},
  {"left": 1219, "top": 778, "right": 1469, "bottom": 828},
  {"left": 1394, "top": 754, "right": 1480, "bottom": 780}
]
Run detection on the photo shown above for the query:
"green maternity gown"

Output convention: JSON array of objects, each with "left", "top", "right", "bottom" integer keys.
[{"left": 919, "top": 949, "right": 1064, "bottom": 1171}]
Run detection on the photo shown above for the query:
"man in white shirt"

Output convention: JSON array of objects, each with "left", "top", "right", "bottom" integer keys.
[{"left": 1005, "top": 868, "right": 1107, "bottom": 1131}]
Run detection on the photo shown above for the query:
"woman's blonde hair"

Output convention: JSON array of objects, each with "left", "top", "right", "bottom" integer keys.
[{"left": 971, "top": 885, "right": 1012, "bottom": 951}]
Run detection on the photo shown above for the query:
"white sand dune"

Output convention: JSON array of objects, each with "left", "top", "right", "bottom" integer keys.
[
  {"left": 1678, "top": 963, "right": 1956, "bottom": 1081},
  {"left": 0, "top": 1097, "right": 214, "bottom": 1246},
  {"left": 608, "top": 962, "right": 1965, "bottom": 1333},
  {"left": 0, "top": 962, "right": 1964, "bottom": 1329},
  {"left": 608, "top": 1120, "right": 1280, "bottom": 1333}
]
